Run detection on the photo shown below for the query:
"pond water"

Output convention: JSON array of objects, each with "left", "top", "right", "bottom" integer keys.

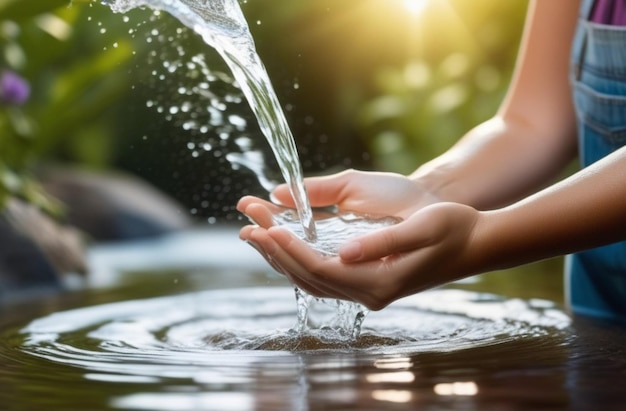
[{"left": 1, "top": 228, "right": 625, "bottom": 411}]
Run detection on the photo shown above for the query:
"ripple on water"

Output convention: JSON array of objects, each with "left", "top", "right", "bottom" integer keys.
[{"left": 14, "top": 287, "right": 571, "bottom": 381}]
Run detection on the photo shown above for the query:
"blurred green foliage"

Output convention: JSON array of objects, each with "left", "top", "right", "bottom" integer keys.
[
  {"left": 0, "top": 0, "right": 136, "bottom": 212},
  {"left": 0, "top": 0, "right": 530, "bottom": 214},
  {"left": 0, "top": 0, "right": 560, "bottom": 295},
  {"left": 242, "top": 0, "right": 529, "bottom": 174},
  {"left": 356, "top": 2, "right": 529, "bottom": 173}
]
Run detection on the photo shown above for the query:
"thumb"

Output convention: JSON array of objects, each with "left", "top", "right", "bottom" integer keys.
[
  {"left": 271, "top": 173, "right": 352, "bottom": 208},
  {"left": 338, "top": 213, "right": 431, "bottom": 262},
  {"left": 269, "top": 183, "right": 295, "bottom": 207}
]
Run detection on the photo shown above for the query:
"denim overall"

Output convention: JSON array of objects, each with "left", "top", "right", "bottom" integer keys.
[{"left": 567, "top": 0, "right": 626, "bottom": 322}]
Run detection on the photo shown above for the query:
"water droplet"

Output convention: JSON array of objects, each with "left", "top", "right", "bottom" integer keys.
[
  {"left": 235, "top": 136, "right": 252, "bottom": 150},
  {"left": 228, "top": 114, "right": 247, "bottom": 129}
]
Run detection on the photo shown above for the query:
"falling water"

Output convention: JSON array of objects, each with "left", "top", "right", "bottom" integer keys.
[
  {"left": 107, "top": 0, "right": 317, "bottom": 241},
  {"left": 104, "top": 0, "right": 401, "bottom": 338}
]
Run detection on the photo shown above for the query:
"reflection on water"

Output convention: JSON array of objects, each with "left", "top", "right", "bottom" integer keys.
[
  {"left": 1, "top": 289, "right": 626, "bottom": 410},
  {"left": 18, "top": 287, "right": 570, "bottom": 355},
  {"left": 0, "top": 231, "right": 625, "bottom": 410},
  {"left": 2, "top": 284, "right": 617, "bottom": 411}
]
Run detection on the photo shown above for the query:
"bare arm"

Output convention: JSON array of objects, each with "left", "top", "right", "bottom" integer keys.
[
  {"left": 475, "top": 146, "right": 626, "bottom": 271},
  {"left": 237, "top": 0, "right": 624, "bottom": 311},
  {"left": 411, "top": 0, "right": 580, "bottom": 210},
  {"left": 240, "top": 146, "right": 626, "bottom": 310}
]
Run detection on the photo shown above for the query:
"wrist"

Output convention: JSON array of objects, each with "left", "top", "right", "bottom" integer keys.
[{"left": 409, "top": 164, "right": 475, "bottom": 206}]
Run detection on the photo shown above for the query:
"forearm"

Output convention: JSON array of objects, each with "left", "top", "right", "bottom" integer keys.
[
  {"left": 410, "top": 116, "right": 577, "bottom": 210},
  {"left": 410, "top": 0, "right": 579, "bottom": 210},
  {"left": 476, "top": 146, "right": 626, "bottom": 272}
]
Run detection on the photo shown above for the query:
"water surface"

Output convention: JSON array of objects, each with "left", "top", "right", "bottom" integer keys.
[{"left": 2, "top": 254, "right": 625, "bottom": 411}]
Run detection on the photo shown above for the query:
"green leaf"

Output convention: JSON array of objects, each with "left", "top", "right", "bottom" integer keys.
[
  {"left": 33, "top": 40, "right": 135, "bottom": 155},
  {"left": 0, "top": 0, "right": 71, "bottom": 22}
]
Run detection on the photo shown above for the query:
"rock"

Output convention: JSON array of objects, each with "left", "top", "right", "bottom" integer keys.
[
  {"left": 0, "top": 198, "right": 86, "bottom": 303},
  {"left": 0, "top": 167, "right": 194, "bottom": 302},
  {"left": 40, "top": 166, "right": 193, "bottom": 242}
]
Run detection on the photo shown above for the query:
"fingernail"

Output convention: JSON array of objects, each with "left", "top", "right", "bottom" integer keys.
[{"left": 339, "top": 241, "right": 362, "bottom": 261}]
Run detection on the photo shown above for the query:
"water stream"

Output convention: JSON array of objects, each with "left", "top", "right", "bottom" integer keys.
[
  {"left": 104, "top": 0, "right": 401, "bottom": 338},
  {"left": 107, "top": 0, "right": 316, "bottom": 241},
  {"left": 2, "top": 3, "right": 626, "bottom": 410}
]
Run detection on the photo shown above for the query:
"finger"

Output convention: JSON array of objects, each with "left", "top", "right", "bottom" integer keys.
[
  {"left": 238, "top": 196, "right": 285, "bottom": 213},
  {"left": 303, "top": 172, "right": 353, "bottom": 207},
  {"left": 268, "top": 184, "right": 293, "bottom": 206},
  {"left": 268, "top": 226, "right": 402, "bottom": 309},
  {"left": 266, "top": 227, "right": 355, "bottom": 301},
  {"left": 251, "top": 230, "right": 348, "bottom": 300},
  {"left": 242, "top": 203, "right": 278, "bottom": 228},
  {"left": 284, "top": 272, "right": 336, "bottom": 300},
  {"left": 258, "top": 227, "right": 355, "bottom": 301},
  {"left": 236, "top": 195, "right": 261, "bottom": 212},
  {"left": 242, "top": 223, "right": 395, "bottom": 307},
  {"left": 248, "top": 239, "right": 285, "bottom": 275},
  {"left": 240, "top": 226, "right": 285, "bottom": 274},
  {"left": 239, "top": 224, "right": 256, "bottom": 241},
  {"left": 271, "top": 171, "right": 354, "bottom": 208},
  {"left": 248, "top": 234, "right": 332, "bottom": 303},
  {"left": 338, "top": 212, "right": 433, "bottom": 262}
]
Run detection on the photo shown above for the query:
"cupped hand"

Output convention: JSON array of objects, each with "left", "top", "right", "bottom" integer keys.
[
  {"left": 237, "top": 168, "right": 438, "bottom": 271},
  {"left": 241, "top": 202, "right": 485, "bottom": 310},
  {"left": 269, "top": 169, "right": 439, "bottom": 220}
]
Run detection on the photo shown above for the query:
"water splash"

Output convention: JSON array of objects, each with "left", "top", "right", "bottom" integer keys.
[
  {"left": 105, "top": 0, "right": 316, "bottom": 240},
  {"left": 102, "top": 0, "right": 400, "bottom": 339},
  {"left": 18, "top": 288, "right": 571, "bottom": 356},
  {"left": 275, "top": 209, "right": 401, "bottom": 338}
]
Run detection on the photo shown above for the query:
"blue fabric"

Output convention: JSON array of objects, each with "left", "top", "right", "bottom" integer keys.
[{"left": 567, "top": 0, "right": 626, "bottom": 322}]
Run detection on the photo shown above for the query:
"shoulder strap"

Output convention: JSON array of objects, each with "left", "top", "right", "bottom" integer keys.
[{"left": 581, "top": 0, "right": 595, "bottom": 20}]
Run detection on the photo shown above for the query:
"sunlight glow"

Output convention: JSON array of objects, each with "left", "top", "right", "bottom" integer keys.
[{"left": 404, "top": 0, "right": 429, "bottom": 14}]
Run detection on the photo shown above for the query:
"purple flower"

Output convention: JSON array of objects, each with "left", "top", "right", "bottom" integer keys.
[{"left": 0, "top": 70, "right": 30, "bottom": 105}]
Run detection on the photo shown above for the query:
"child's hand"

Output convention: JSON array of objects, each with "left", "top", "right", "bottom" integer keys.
[
  {"left": 239, "top": 201, "right": 484, "bottom": 311},
  {"left": 237, "top": 169, "right": 440, "bottom": 233}
]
